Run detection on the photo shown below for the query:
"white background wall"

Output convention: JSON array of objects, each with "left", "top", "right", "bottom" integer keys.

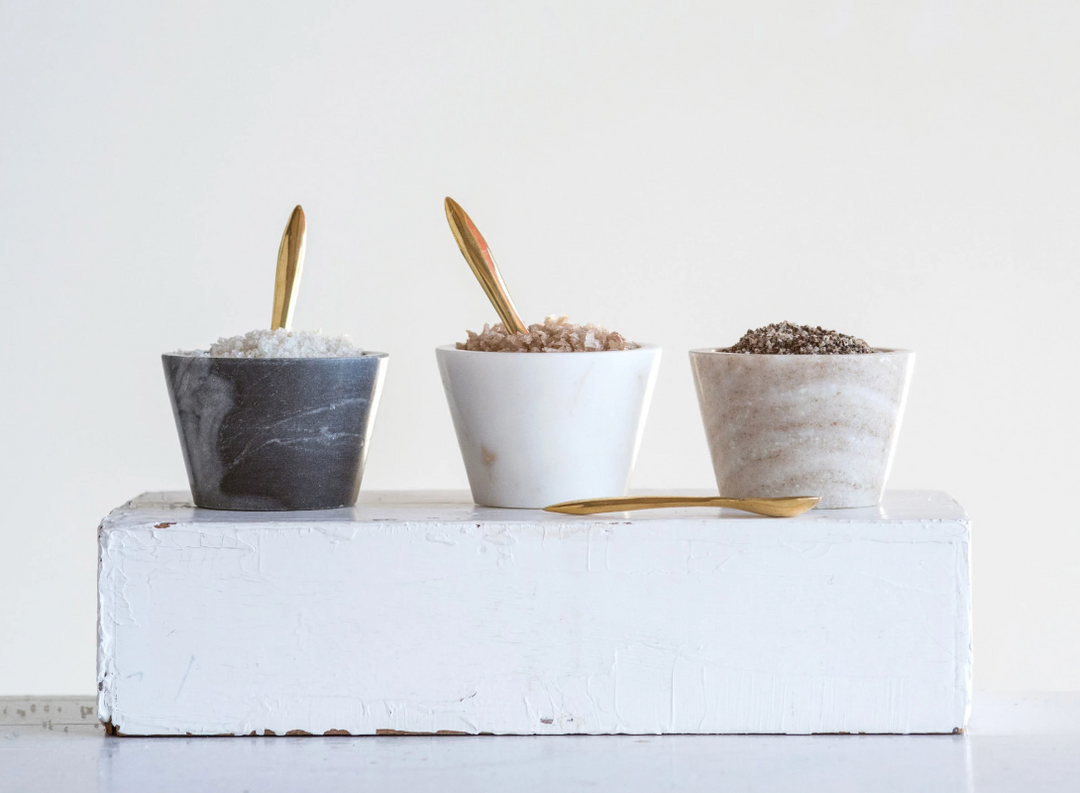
[{"left": 1, "top": 0, "right": 1077, "bottom": 696}]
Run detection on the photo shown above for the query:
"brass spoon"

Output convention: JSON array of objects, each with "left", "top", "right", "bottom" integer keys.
[
  {"left": 444, "top": 197, "right": 527, "bottom": 335},
  {"left": 271, "top": 205, "right": 307, "bottom": 331},
  {"left": 544, "top": 495, "right": 821, "bottom": 518}
]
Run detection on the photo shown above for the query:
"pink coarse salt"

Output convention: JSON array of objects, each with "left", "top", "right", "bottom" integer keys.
[{"left": 457, "top": 315, "right": 638, "bottom": 353}]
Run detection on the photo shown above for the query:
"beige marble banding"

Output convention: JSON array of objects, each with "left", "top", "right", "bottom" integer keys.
[{"left": 690, "top": 349, "right": 915, "bottom": 509}]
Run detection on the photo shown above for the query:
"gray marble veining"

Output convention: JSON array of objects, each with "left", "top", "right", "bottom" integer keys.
[
  {"left": 162, "top": 353, "right": 388, "bottom": 510},
  {"left": 690, "top": 349, "right": 914, "bottom": 508}
]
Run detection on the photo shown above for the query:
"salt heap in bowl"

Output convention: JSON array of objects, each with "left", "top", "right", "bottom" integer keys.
[
  {"left": 457, "top": 315, "right": 638, "bottom": 353},
  {"left": 163, "top": 327, "right": 387, "bottom": 511},
  {"left": 181, "top": 328, "right": 365, "bottom": 358},
  {"left": 438, "top": 316, "right": 658, "bottom": 508}
]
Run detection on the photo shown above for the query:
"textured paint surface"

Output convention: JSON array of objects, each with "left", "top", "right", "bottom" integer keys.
[{"left": 98, "top": 491, "right": 971, "bottom": 736}]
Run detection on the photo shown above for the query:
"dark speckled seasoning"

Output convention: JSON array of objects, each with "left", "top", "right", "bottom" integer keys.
[
  {"left": 162, "top": 353, "right": 388, "bottom": 511},
  {"left": 724, "top": 321, "right": 873, "bottom": 355}
]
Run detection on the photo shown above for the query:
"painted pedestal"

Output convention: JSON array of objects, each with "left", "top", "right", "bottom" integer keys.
[{"left": 97, "top": 491, "right": 971, "bottom": 736}]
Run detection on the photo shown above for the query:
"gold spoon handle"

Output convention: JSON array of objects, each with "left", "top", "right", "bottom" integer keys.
[
  {"left": 271, "top": 205, "right": 307, "bottom": 331},
  {"left": 543, "top": 495, "right": 821, "bottom": 518},
  {"left": 444, "top": 197, "right": 527, "bottom": 335}
]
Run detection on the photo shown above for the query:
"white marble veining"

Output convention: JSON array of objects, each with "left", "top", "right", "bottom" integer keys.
[
  {"left": 98, "top": 490, "right": 970, "bottom": 737},
  {"left": 436, "top": 345, "right": 661, "bottom": 508},
  {"left": 690, "top": 350, "right": 915, "bottom": 509}
]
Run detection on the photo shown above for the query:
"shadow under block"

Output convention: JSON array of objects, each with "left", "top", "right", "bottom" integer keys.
[{"left": 97, "top": 491, "right": 971, "bottom": 736}]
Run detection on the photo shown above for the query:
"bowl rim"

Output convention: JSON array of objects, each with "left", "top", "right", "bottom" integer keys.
[
  {"left": 162, "top": 350, "right": 389, "bottom": 360},
  {"left": 436, "top": 342, "right": 660, "bottom": 355},
  {"left": 688, "top": 347, "right": 912, "bottom": 357}
]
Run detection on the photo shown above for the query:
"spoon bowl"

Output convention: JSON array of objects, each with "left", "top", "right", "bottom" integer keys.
[
  {"left": 271, "top": 205, "right": 306, "bottom": 331},
  {"left": 444, "top": 197, "right": 527, "bottom": 335}
]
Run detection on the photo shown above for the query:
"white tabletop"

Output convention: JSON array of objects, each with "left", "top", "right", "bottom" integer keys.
[{"left": 2, "top": 693, "right": 1076, "bottom": 793}]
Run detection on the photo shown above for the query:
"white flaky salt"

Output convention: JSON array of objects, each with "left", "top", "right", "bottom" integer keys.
[{"left": 177, "top": 329, "right": 365, "bottom": 359}]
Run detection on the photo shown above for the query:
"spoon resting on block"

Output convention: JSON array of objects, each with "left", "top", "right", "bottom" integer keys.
[{"left": 543, "top": 495, "right": 821, "bottom": 518}]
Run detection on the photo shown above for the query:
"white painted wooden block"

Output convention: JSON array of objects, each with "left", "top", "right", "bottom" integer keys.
[{"left": 97, "top": 491, "right": 971, "bottom": 736}]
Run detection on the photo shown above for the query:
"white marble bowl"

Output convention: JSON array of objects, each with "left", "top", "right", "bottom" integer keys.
[
  {"left": 689, "top": 348, "right": 914, "bottom": 509},
  {"left": 436, "top": 344, "right": 662, "bottom": 508}
]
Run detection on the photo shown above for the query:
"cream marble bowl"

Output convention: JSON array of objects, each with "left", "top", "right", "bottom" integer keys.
[
  {"left": 689, "top": 348, "right": 914, "bottom": 509},
  {"left": 436, "top": 344, "right": 661, "bottom": 508}
]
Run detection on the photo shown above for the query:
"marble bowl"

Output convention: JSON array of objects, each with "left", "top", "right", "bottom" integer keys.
[
  {"left": 162, "top": 353, "right": 388, "bottom": 510},
  {"left": 689, "top": 348, "right": 914, "bottom": 509},
  {"left": 436, "top": 344, "right": 662, "bottom": 508}
]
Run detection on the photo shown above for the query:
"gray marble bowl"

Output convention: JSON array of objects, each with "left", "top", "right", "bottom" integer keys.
[
  {"left": 162, "top": 353, "right": 388, "bottom": 511},
  {"left": 689, "top": 348, "right": 914, "bottom": 509}
]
